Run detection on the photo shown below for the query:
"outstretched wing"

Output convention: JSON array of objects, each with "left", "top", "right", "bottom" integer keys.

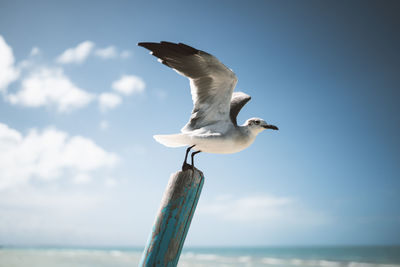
[
  {"left": 230, "top": 92, "right": 251, "bottom": 126},
  {"left": 138, "top": 41, "right": 238, "bottom": 132}
]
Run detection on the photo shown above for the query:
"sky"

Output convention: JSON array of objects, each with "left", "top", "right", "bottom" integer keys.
[{"left": 0, "top": 0, "right": 399, "bottom": 247}]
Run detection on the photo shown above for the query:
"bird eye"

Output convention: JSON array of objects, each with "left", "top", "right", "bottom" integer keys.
[{"left": 255, "top": 120, "right": 260, "bottom": 125}]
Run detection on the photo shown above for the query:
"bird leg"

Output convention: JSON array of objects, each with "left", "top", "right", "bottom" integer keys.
[
  {"left": 182, "top": 145, "right": 196, "bottom": 171},
  {"left": 191, "top": 150, "right": 201, "bottom": 170}
]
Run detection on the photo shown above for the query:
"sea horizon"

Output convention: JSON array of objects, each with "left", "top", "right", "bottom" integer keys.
[{"left": 1, "top": 245, "right": 400, "bottom": 267}]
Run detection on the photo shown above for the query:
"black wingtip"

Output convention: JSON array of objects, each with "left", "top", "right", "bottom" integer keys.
[
  {"left": 137, "top": 42, "right": 154, "bottom": 48},
  {"left": 160, "top": 41, "right": 176, "bottom": 45},
  {"left": 178, "top": 43, "right": 199, "bottom": 54},
  {"left": 138, "top": 41, "right": 200, "bottom": 55}
]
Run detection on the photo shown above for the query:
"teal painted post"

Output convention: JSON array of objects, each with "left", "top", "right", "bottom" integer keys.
[{"left": 139, "top": 168, "right": 204, "bottom": 267}]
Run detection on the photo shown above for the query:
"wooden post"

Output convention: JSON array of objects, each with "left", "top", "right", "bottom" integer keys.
[{"left": 139, "top": 168, "right": 204, "bottom": 267}]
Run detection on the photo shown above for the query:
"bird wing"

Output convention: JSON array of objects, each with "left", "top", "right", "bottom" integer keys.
[
  {"left": 138, "top": 41, "right": 238, "bottom": 132},
  {"left": 230, "top": 92, "right": 251, "bottom": 126}
]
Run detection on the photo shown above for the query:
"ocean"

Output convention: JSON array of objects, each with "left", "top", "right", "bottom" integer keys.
[{"left": 1, "top": 246, "right": 399, "bottom": 267}]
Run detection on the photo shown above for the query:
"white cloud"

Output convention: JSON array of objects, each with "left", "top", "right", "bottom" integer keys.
[
  {"left": 56, "top": 42, "right": 129, "bottom": 63},
  {"left": 0, "top": 122, "right": 119, "bottom": 190},
  {"left": 112, "top": 75, "right": 145, "bottom": 95},
  {"left": 94, "top": 46, "right": 132, "bottom": 59},
  {"left": 98, "top": 92, "right": 122, "bottom": 112},
  {"left": 0, "top": 35, "right": 20, "bottom": 92},
  {"left": 94, "top": 46, "right": 117, "bottom": 59},
  {"left": 30, "top": 47, "right": 40, "bottom": 56},
  {"left": 120, "top": 50, "right": 132, "bottom": 59},
  {"left": 105, "top": 178, "right": 117, "bottom": 187},
  {"left": 7, "top": 67, "right": 94, "bottom": 112},
  {"left": 72, "top": 173, "right": 92, "bottom": 185},
  {"left": 198, "top": 194, "right": 329, "bottom": 227},
  {"left": 56, "top": 41, "right": 94, "bottom": 64}
]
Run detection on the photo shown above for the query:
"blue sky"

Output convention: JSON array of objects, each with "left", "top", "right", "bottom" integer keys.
[{"left": 0, "top": 0, "right": 399, "bottom": 247}]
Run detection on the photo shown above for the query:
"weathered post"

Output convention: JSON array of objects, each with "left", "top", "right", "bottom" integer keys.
[{"left": 139, "top": 168, "right": 204, "bottom": 267}]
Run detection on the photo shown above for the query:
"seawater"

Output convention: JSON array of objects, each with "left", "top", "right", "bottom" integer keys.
[{"left": 1, "top": 246, "right": 399, "bottom": 267}]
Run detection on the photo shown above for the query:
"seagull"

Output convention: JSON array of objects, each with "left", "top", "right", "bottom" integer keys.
[{"left": 138, "top": 41, "right": 278, "bottom": 171}]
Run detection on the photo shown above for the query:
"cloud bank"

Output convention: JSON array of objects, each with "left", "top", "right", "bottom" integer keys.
[
  {"left": 0, "top": 35, "right": 20, "bottom": 92},
  {"left": 1, "top": 36, "right": 142, "bottom": 113},
  {"left": 98, "top": 92, "right": 122, "bottom": 111},
  {"left": 57, "top": 41, "right": 132, "bottom": 63},
  {"left": 94, "top": 46, "right": 118, "bottom": 59},
  {"left": 0, "top": 122, "right": 119, "bottom": 190},
  {"left": 56, "top": 41, "right": 95, "bottom": 64},
  {"left": 7, "top": 67, "right": 95, "bottom": 112},
  {"left": 112, "top": 75, "right": 145, "bottom": 95}
]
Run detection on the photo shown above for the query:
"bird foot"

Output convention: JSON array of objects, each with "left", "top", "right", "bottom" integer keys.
[{"left": 182, "top": 162, "right": 193, "bottom": 171}]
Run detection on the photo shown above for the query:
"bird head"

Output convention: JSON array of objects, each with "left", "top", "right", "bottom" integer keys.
[{"left": 245, "top": 118, "right": 279, "bottom": 135}]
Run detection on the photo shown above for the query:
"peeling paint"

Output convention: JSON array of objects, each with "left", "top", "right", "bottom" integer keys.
[{"left": 139, "top": 168, "right": 204, "bottom": 267}]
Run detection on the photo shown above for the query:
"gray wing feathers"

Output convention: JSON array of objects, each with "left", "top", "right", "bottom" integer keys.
[
  {"left": 138, "top": 41, "right": 238, "bottom": 132},
  {"left": 230, "top": 92, "right": 251, "bottom": 126}
]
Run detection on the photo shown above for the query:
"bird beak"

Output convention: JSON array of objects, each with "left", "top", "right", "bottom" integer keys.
[{"left": 263, "top": 124, "right": 279, "bottom": 130}]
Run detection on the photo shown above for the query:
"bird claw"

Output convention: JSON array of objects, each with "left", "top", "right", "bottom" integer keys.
[{"left": 182, "top": 162, "right": 192, "bottom": 171}]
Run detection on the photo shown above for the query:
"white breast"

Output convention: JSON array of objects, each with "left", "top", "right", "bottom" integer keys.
[{"left": 191, "top": 131, "right": 256, "bottom": 154}]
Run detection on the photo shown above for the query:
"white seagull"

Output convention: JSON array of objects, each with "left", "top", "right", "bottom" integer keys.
[{"left": 138, "top": 41, "right": 278, "bottom": 170}]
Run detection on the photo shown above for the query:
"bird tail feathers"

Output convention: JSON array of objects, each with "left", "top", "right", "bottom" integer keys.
[{"left": 153, "top": 134, "right": 190, "bottom": 148}]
